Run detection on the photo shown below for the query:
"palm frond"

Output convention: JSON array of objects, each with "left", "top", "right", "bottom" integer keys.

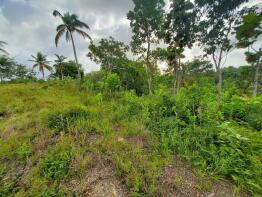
[
  {"left": 32, "top": 64, "right": 38, "bottom": 68},
  {"left": 56, "top": 24, "right": 66, "bottom": 32},
  {"left": 0, "top": 41, "right": 7, "bottom": 45},
  {"left": 0, "top": 41, "right": 8, "bottom": 55},
  {"left": 74, "top": 20, "right": 90, "bottom": 29},
  {"left": 55, "top": 29, "right": 66, "bottom": 46},
  {"left": 53, "top": 10, "right": 62, "bottom": 18},
  {"left": 0, "top": 48, "right": 8, "bottom": 55},
  {"left": 66, "top": 30, "right": 71, "bottom": 42},
  {"left": 45, "top": 64, "right": 53, "bottom": 71},
  {"left": 75, "top": 28, "right": 92, "bottom": 41}
]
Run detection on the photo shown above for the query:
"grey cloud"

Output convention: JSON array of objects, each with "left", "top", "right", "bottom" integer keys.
[{"left": 0, "top": 0, "right": 259, "bottom": 75}]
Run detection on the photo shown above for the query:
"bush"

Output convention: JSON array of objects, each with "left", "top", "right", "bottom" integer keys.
[
  {"left": 84, "top": 71, "right": 121, "bottom": 95},
  {"left": 40, "top": 144, "right": 72, "bottom": 180},
  {"left": 245, "top": 96, "right": 262, "bottom": 130},
  {"left": 47, "top": 106, "right": 91, "bottom": 133},
  {"left": 101, "top": 72, "right": 121, "bottom": 93},
  {"left": 146, "top": 83, "right": 262, "bottom": 194},
  {"left": 113, "top": 92, "right": 149, "bottom": 122}
]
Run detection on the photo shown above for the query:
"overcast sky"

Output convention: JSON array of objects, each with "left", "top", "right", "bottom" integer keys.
[{"left": 0, "top": 0, "right": 261, "bottom": 74}]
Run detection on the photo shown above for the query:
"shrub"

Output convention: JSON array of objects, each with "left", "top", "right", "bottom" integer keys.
[
  {"left": 245, "top": 95, "right": 262, "bottom": 130},
  {"left": 47, "top": 106, "right": 91, "bottom": 133},
  {"left": 113, "top": 92, "right": 149, "bottom": 122},
  {"left": 101, "top": 72, "right": 121, "bottom": 93},
  {"left": 84, "top": 71, "right": 121, "bottom": 94},
  {"left": 39, "top": 145, "right": 72, "bottom": 180}
]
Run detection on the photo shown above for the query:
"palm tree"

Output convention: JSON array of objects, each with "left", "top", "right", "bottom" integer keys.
[
  {"left": 54, "top": 54, "right": 67, "bottom": 80},
  {"left": 0, "top": 41, "right": 8, "bottom": 55},
  {"left": 53, "top": 10, "right": 92, "bottom": 84},
  {"left": 29, "top": 52, "right": 52, "bottom": 79}
]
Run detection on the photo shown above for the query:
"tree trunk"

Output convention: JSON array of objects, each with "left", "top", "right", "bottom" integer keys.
[
  {"left": 217, "top": 66, "right": 222, "bottom": 95},
  {"left": 176, "top": 55, "right": 181, "bottom": 93},
  {"left": 42, "top": 70, "right": 45, "bottom": 80},
  {"left": 212, "top": 49, "right": 223, "bottom": 98},
  {"left": 60, "top": 65, "right": 64, "bottom": 80},
  {"left": 173, "top": 62, "right": 177, "bottom": 92},
  {"left": 253, "top": 62, "right": 260, "bottom": 97},
  {"left": 146, "top": 35, "right": 152, "bottom": 94},
  {"left": 69, "top": 31, "right": 81, "bottom": 86}
]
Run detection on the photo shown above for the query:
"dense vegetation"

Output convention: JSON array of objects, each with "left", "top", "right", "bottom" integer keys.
[{"left": 0, "top": 0, "right": 261, "bottom": 196}]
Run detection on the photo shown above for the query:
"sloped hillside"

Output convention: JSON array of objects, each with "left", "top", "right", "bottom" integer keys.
[{"left": 0, "top": 81, "right": 261, "bottom": 196}]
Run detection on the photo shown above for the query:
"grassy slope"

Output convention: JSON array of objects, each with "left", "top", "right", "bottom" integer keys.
[
  {"left": 0, "top": 82, "right": 169, "bottom": 196},
  {"left": 0, "top": 81, "right": 259, "bottom": 196}
]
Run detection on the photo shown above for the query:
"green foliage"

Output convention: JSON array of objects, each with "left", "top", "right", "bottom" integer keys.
[
  {"left": 101, "top": 72, "right": 121, "bottom": 93},
  {"left": 195, "top": 0, "right": 248, "bottom": 55},
  {"left": 148, "top": 82, "right": 262, "bottom": 194},
  {"left": 164, "top": 0, "right": 196, "bottom": 49},
  {"left": 0, "top": 41, "right": 8, "bottom": 55},
  {"left": 235, "top": 11, "right": 262, "bottom": 48},
  {"left": 113, "top": 91, "right": 149, "bottom": 123},
  {"left": 0, "top": 76, "right": 262, "bottom": 196},
  {"left": 87, "top": 36, "right": 129, "bottom": 71},
  {"left": 127, "top": 0, "right": 165, "bottom": 93},
  {"left": 85, "top": 71, "right": 121, "bottom": 94},
  {"left": 0, "top": 56, "right": 36, "bottom": 82},
  {"left": 127, "top": 0, "right": 165, "bottom": 55},
  {"left": 29, "top": 52, "right": 52, "bottom": 79},
  {"left": 47, "top": 106, "right": 91, "bottom": 133},
  {"left": 53, "top": 60, "right": 84, "bottom": 79},
  {"left": 39, "top": 142, "right": 72, "bottom": 180},
  {"left": 0, "top": 56, "right": 13, "bottom": 80},
  {"left": 245, "top": 96, "right": 262, "bottom": 130}
]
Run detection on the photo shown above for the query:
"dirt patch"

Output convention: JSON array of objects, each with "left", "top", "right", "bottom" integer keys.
[
  {"left": 159, "top": 155, "right": 250, "bottom": 197},
  {"left": 126, "top": 135, "right": 151, "bottom": 150},
  {"left": 67, "top": 158, "right": 129, "bottom": 197}
]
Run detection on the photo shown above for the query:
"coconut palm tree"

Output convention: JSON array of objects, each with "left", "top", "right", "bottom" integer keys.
[
  {"left": 0, "top": 41, "right": 8, "bottom": 55},
  {"left": 54, "top": 54, "right": 67, "bottom": 80},
  {"left": 53, "top": 10, "right": 92, "bottom": 84},
  {"left": 29, "top": 52, "right": 52, "bottom": 79}
]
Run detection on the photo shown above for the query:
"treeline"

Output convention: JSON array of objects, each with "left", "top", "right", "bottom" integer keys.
[{"left": 0, "top": 0, "right": 261, "bottom": 97}]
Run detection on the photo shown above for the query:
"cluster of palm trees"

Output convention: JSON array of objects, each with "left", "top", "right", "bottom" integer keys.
[
  {"left": 2, "top": 9, "right": 92, "bottom": 82},
  {"left": 29, "top": 52, "right": 67, "bottom": 79}
]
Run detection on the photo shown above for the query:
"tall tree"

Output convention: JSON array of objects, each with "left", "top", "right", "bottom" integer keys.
[
  {"left": 13, "top": 64, "right": 35, "bottom": 80},
  {"left": 54, "top": 54, "right": 67, "bottom": 80},
  {"left": 53, "top": 10, "right": 92, "bottom": 84},
  {"left": 235, "top": 10, "right": 262, "bottom": 96},
  {"left": 29, "top": 52, "right": 52, "bottom": 79},
  {"left": 52, "top": 60, "right": 84, "bottom": 79},
  {"left": 195, "top": 0, "right": 249, "bottom": 96},
  {"left": 164, "top": 0, "right": 196, "bottom": 93},
  {"left": 127, "top": 0, "right": 165, "bottom": 94},
  {"left": 87, "top": 37, "right": 129, "bottom": 71},
  {"left": 0, "top": 41, "right": 8, "bottom": 55},
  {"left": 0, "top": 56, "right": 13, "bottom": 81}
]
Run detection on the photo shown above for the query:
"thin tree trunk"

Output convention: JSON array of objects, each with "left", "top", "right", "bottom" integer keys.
[
  {"left": 146, "top": 35, "right": 152, "bottom": 95},
  {"left": 60, "top": 65, "right": 64, "bottom": 80},
  {"left": 69, "top": 31, "right": 81, "bottom": 86},
  {"left": 42, "top": 70, "right": 45, "bottom": 79},
  {"left": 253, "top": 62, "right": 260, "bottom": 97},
  {"left": 173, "top": 62, "right": 177, "bottom": 93},
  {"left": 212, "top": 49, "right": 223, "bottom": 98},
  {"left": 176, "top": 55, "right": 181, "bottom": 93}
]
